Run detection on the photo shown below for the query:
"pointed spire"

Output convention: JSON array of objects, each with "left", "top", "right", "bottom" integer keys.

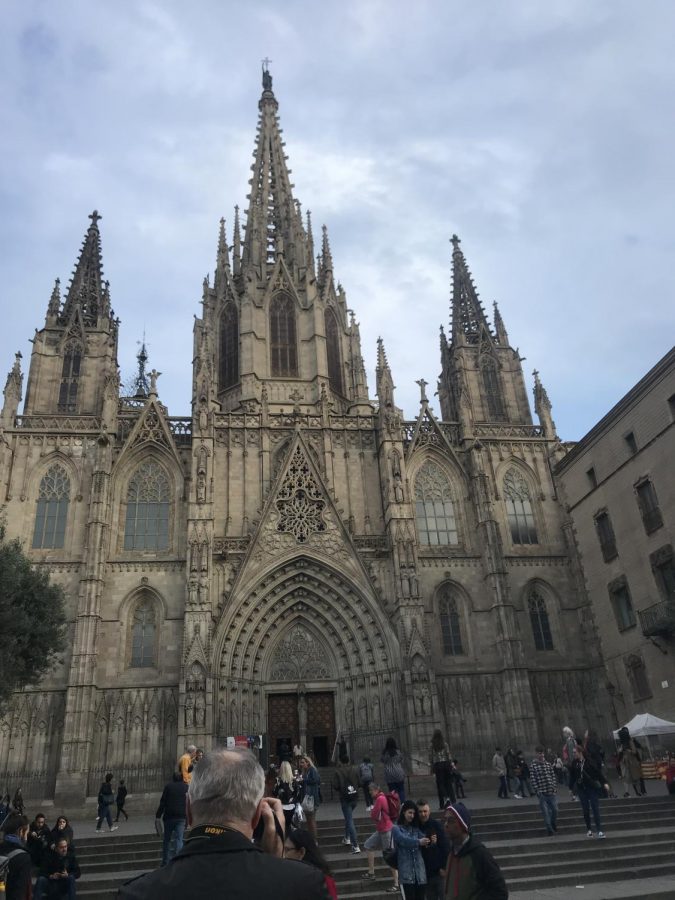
[
  {"left": 306, "top": 210, "right": 315, "bottom": 276},
  {"left": 533, "top": 369, "right": 556, "bottom": 437},
  {"left": 241, "top": 68, "right": 311, "bottom": 276},
  {"left": 61, "top": 210, "right": 107, "bottom": 326},
  {"left": 232, "top": 205, "right": 242, "bottom": 277},
  {"left": 320, "top": 224, "right": 333, "bottom": 277},
  {"left": 46, "top": 277, "right": 61, "bottom": 322},
  {"left": 2, "top": 352, "right": 23, "bottom": 426},
  {"left": 132, "top": 340, "right": 150, "bottom": 399},
  {"left": 450, "top": 234, "right": 491, "bottom": 345},
  {"left": 493, "top": 301, "right": 509, "bottom": 345},
  {"left": 215, "top": 217, "right": 230, "bottom": 293},
  {"left": 376, "top": 337, "right": 395, "bottom": 408}
]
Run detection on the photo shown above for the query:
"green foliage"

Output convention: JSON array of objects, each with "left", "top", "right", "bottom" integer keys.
[{"left": 0, "top": 524, "right": 67, "bottom": 712}]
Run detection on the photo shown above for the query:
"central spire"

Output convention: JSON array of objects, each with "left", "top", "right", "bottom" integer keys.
[
  {"left": 242, "top": 67, "right": 308, "bottom": 275},
  {"left": 450, "top": 234, "right": 491, "bottom": 345},
  {"left": 60, "top": 210, "right": 108, "bottom": 326}
]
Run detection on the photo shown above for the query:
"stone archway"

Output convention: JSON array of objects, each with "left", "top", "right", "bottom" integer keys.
[{"left": 214, "top": 556, "right": 401, "bottom": 754}]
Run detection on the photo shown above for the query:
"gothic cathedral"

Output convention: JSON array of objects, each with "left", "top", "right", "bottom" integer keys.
[{"left": 0, "top": 71, "right": 608, "bottom": 801}]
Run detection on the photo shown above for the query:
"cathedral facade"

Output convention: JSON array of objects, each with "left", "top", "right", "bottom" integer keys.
[{"left": 0, "top": 72, "right": 609, "bottom": 802}]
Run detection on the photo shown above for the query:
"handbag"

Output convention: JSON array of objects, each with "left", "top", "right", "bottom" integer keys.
[
  {"left": 382, "top": 844, "right": 398, "bottom": 869},
  {"left": 301, "top": 794, "right": 315, "bottom": 814}
]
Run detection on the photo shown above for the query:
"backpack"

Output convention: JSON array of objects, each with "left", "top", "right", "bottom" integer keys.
[
  {"left": 339, "top": 768, "right": 359, "bottom": 803},
  {"left": 385, "top": 791, "right": 400, "bottom": 821},
  {"left": 359, "top": 762, "right": 374, "bottom": 784},
  {"left": 0, "top": 847, "right": 27, "bottom": 888}
]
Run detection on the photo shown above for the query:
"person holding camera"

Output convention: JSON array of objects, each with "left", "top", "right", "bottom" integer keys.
[{"left": 118, "top": 748, "right": 328, "bottom": 899}]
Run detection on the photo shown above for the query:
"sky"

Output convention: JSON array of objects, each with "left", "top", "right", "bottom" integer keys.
[{"left": 1, "top": 0, "right": 674, "bottom": 440}]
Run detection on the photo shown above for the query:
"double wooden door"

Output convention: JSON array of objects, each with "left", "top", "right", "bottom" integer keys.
[{"left": 267, "top": 691, "right": 335, "bottom": 767}]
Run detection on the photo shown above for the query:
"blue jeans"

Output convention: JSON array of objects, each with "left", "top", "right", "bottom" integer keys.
[
  {"left": 341, "top": 800, "right": 358, "bottom": 847},
  {"left": 387, "top": 781, "right": 406, "bottom": 803},
  {"left": 162, "top": 818, "right": 186, "bottom": 864},
  {"left": 34, "top": 874, "right": 77, "bottom": 899},
  {"left": 96, "top": 803, "right": 113, "bottom": 829},
  {"left": 577, "top": 788, "right": 602, "bottom": 833},
  {"left": 538, "top": 793, "right": 558, "bottom": 832},
  {"left": 497, "top": 775, "right": 508, "bottom": 798}
]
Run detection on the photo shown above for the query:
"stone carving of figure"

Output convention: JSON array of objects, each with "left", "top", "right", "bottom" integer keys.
[
  {"left": 372, "top": 697, "right": 382, "bottom": 727},
  {"left": 187, "top": 576, "right": 199, "bottom": 608},
  {"left": 230, "top": 699, "right": 238, "bottom": 734},
  {"left": 184, "top": 692, "right": 195, "bottom": 728},
  {"left": 345, "top": 698, "right": 355, "bottom": 730},
  {"left": 297, "top": 692, "right": 307, "bottom": 735},
  {"left": 241, "top": 701, "right": 249, "bottom": 731},
  {"left": 195, "top": 693, "right": 206, "bottom": 727},
  {"left": 218, "top": 698, "right": 226, "bottom": 735},
  {"left": 393, "top": 475, "right": 404, "bottom": 503},
  {"left": 358, "top": 696, "right": 368, "bottom": 728},
  {"left": 196, "top": 446, "right": 208, "bottom": 503},
  {"left": 384, "top": 692, "right": 394, "bottom": 723}
]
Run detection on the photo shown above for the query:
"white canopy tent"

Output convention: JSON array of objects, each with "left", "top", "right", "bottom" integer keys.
[{"left": 613, "top": 713, "right": 675, "bottom": 739}]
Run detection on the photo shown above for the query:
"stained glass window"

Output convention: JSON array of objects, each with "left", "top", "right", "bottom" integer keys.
[
  {"left": 58, "top": 343, "right": 82, "bottom": 413},
  {"left": 504, "top": 468, "right": 538, "bottom": 544},
  {"left": 270, "top": 292, "right": 298, "bottom": 377},
  {"left": 131, "top": 600, "right": 156, "bottom": 667},
  {"left": 528, "top": 590, "right": 554, "bottom": 651},
  {"left": 124, "top": 462, "right": 170, "bottom": 551},
  {"left": 32, "top": 465, "right": 70, "bottom": 549},
  {"left": 481, "top": 359, "right": 506, "bottom": 421},
  {"left": 438, "top": 583, "right": 464, "bottom": 655},
  {"left": 219, "top": 302, "right": 239, "bottom": 390},
  {"left": 414, "top": 461, "right": 458, "bottom": 546},
  {"left": 325, "top": 308, "right": 343, "bottom": 395}
]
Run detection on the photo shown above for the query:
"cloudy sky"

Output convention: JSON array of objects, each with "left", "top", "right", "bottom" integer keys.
[{"left": 1, "top": 1, "right": 673, "bottom": 439}]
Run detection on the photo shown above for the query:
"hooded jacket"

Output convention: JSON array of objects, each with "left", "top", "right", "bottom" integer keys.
[{"left": 445, "top": 833, "right": 508, "bottom": 900}]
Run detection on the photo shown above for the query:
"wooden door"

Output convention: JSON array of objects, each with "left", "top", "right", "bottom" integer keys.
[
  {"left": 307, "top": 692, "right": 335, "bottom": 767},
  {"left": 267, "top": 693, "right": 299, "bottom": 764}
]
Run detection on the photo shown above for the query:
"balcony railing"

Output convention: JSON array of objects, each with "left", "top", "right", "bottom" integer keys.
[{"left": 639, "top": 599, "right": 675, "bottom": 638}]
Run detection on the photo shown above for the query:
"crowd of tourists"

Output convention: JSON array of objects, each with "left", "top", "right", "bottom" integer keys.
[{"left": 0, "top": 722, "right": 661, "bottom": 899}]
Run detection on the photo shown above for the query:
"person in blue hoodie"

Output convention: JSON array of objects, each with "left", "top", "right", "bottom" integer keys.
[{"left": 392, "top": 800, "right": 431, "bottom": 899}]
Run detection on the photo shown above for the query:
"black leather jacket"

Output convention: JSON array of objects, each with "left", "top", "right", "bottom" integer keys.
[{"left": 118, "top": 826, "right": 328, "bottom": 900}]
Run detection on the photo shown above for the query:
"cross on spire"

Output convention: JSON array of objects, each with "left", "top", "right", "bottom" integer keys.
[{"left": 416, "top": 378, "right": 429, "bottom": 405}]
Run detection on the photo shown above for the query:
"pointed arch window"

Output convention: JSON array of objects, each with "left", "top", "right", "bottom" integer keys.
[
  {"left": 481, "top": 358, "right": 506, "bottom": 421},
  {"left": 131, "top": 598, "right": 156, "bottom": 667},
  {"left": 503, "top": 468, "right": 538, "bottom": 544},
  {"left": 270, "top": 292, "right": 298, "bottom": 377},
  {"left": 58, "top": 342, "right": 82, "bottom": 413},
  {"left": 219, "top": 302, "right": 239, "bottom": 390},
  {"left": 438, "top": 583, "right": 464, "bottom": 655},
  {"left": 325, "top": 308, "right": 343, "bottom": 395},
  {"left": 528, "top": 589, "right": 554, "bottom": 651},
  {"left": 32, "top": 464, "right": 70, "bottom": 549},
  {"left": 124, "top": 461, "right": 170, "bottom": 551},
  {"left": 414, "top": 461, "right": 458, "bottom": 546}
]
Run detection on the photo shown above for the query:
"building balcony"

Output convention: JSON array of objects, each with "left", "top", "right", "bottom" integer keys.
[{"left": 639, "top": 599, "right": 675, "bottom": 638}]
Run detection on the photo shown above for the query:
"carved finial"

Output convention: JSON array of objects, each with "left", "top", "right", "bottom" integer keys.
[
  {"left": 261, "top": 58, "right": 273, "bottom": 92},
  {"left": 416, "top": 378, "right": 429, "bottom": 405},
  {"left": 89, "top": 210, "right": 102, "bottom": 226}
]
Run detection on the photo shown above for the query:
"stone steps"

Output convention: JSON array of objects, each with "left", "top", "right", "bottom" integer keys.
[{"left": 70, "top": 794, "right": 675, "bottom": 898}]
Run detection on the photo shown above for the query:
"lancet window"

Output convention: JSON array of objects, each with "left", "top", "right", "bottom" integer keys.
[
  {"left": 124, "top": 461, "right": 170, "bottom": 551},
  {"left": 219, "top": 302, "right": 239, "bottom": 390},
  {"left": 130, "top": 599, "right": 156, "bottom": 667},
  {"left": 325, "top": 308, "right": 343, "bottom": 395},
  {"left": 528, "top": 589, "right": 554, "bottom": 651},
  {"left": 414, "top": 461, "right": 458, "bottom": 546},
  {"left": 32, "top": 464, "right": 70, "bottom": 549},
  {"left": 270, "top": 292, "right": 298, "bottom": 377},
  {"left": 503, "top": 468, "right": 538, "bottom": 544},
  {"left": 437, "top": 583, "right": 464, "bottom": 655},
  {"left": 58, "top": 342, "right": 82, "bottom": 413},
  {"left": 481, "top": 358, "right": 506, "bottom": 421}
]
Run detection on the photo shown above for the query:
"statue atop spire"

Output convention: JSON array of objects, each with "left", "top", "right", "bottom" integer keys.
[{"left": 261, "top": 57, "right": 273, "bottom": 93}]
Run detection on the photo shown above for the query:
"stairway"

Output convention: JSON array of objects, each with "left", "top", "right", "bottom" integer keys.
[{"left": 71, "top": 794, "right": 675, "bottom": 898}]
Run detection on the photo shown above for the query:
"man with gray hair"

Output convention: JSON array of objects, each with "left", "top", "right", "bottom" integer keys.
[{"left": 118, "top": 749, "right": 328, "bottom": 899}]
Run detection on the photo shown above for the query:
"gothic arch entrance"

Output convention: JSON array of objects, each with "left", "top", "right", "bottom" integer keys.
[{"left": 214, "top": 556, "right": 401, "bottom": 759}]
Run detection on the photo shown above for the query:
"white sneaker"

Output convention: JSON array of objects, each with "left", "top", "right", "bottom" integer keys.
[
  {"left": 513, "top": 793, "right": 522, "bottom": 799},
  {"left": 342, "top": 838, "right": 351, "bottom": 845},
  {"left": 586, "top": 830, "right": 593, "bottom": 837},
  {"left": 110, "top": 825, "right": 119, "bottom": 832},
  {"left": 366, "top": 805, "right": 373, "bottom": 811},
  {"left": 351, "top": 846, "right": 361, "bottom": 854},
  {"left": 597, "top": 831, "right": 606, "bottom": 839}
]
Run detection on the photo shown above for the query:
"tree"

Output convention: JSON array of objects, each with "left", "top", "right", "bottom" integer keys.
[{"left": 0, "top": 524, "right": 66, "bottom": 712}]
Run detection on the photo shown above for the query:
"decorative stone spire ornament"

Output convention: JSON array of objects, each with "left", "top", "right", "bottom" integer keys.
[
  {"left": 132, "top": 340, "right": 151, "bottom": 399},
  {"left": 60, "top": 210, "right": 107, "bottom": 326},
  {"left": 493, "top": 301, "right": 509, "bottom": 345},
  {"left": 533, "top": 369, "right": 556, "bottom": 437},
  {"left": 46, "top": 278, "right": 61, "bottom": 322},
  {"left": 1, "top": 352, "right": 23, "bottom": 427},
  {"left": 450, "top": 234, "right": 492, "bottom": 345},
  {"left": 232, "top": 205, "right": 242, "bottom": 277}
]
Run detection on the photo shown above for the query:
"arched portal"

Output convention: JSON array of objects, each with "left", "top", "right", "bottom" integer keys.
[{"left": 214, "top": 556, "right": 401, "bottom": 764}]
